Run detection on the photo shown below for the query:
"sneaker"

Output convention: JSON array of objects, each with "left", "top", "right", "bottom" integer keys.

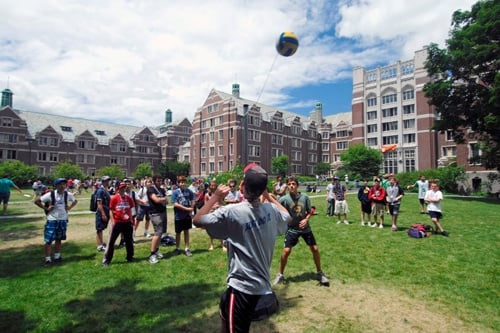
[
  {"left": 155, "top": 250, "right": 164, "bottom": 259},
  {"left": 148, "top": 254, "right": 159, "bottom": 264},
  {"left": 337, "top": 220, "right": 342, "bottom": 224},
  {"left": 379, "top": 223, "right": 384, "bottom": 229},
  {"left": 185, "top": 249, "right": 193, "bottom": 257},
  {"left": 97, "top": 244, "right": 106, "bottom": 252},
  {"left": 208, "top": 245, "right": 214, "bottom": 251},
  {"left": 272, "top": 273, "right": 285, "bottom": 285},
  {"left": 371, "top": 223, "right": 377, "bottom": 228},
  {"left": 54, "top": 256, "right": 63, "bottom": 262},
  {"left": 441, "top": 230, "right": 450, "bottom": 237},
  {"left": 391, "top": 225, "right": 398, "bottom": 232},
  {"left": 343, "top": 220, "right": 349, "bottom": 225},
  {"left": 173, "top": 248, "right": 182, "bottom": 256},
  {"left": 102, "top": 262, "right": 109, "bottom": 268},
  {"left": 126, "top": 257, "right": 135, "bottom": 263},
  {"left": 44, "top": 259, "right": 53, "bottom": 266},
  {"left": 317, "top": 271, "right": 330, "bottom": 286},
  {"left": 361, "top": 221, "right": 365, "bottom": 226},
  {"left": 144, "top": 232, "right": 151, "bottom": 238}
]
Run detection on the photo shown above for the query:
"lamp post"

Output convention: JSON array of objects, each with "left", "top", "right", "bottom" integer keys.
[{"left": 242, "top": 104, "right": 249, "bottom": 166}]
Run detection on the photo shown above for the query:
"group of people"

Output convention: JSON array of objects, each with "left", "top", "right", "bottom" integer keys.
[{"left": 355, "top": 174, "right": 448, "bottom": 236}]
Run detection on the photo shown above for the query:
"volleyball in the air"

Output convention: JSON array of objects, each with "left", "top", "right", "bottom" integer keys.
[{"left": 276, "top": 32, "right": 299, "bottom": 57}]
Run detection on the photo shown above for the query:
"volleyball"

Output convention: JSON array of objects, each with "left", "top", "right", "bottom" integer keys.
[{"left": 276, "top": 32, "right": 299, "bottom": 57}]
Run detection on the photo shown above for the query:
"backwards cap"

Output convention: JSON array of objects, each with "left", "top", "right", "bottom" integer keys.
[{"left": 243, "top": 163, "right": 268, "bottom": 198}]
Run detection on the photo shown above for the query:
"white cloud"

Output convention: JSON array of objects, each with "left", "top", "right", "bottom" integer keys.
[{"left": 0, "top": 0, "right": 477, "bottom": 126}]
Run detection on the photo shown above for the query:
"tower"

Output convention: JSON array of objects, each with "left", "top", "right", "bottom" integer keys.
[{"left": 1, "top": 88, "right": 13, "bottom": 108}]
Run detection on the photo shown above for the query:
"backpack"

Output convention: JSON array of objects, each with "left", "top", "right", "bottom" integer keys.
[
  {"left": 408, "top": 223, "right": 433, "bottom": 238},
  {"left": 44, "top": 190, "right": 68, "bottom": 214},
  {"left": 89, "top": 189, "right": 98, "bottom": 212},
  {"left": 160, "top": 234, "right": 176, "bottom": 246}
]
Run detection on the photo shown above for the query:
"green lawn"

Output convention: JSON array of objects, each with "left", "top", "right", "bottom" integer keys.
[{"left": 0, "top": 190, "right": 498, "bottom": 332}]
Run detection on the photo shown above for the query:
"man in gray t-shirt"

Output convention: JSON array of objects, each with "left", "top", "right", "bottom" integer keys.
[{"left": 194, "top": 164, "right": 291, "bottom": 333}]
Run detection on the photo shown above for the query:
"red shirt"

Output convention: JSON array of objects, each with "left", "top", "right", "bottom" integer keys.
[
  {"left": 109, "top": 193, "right": 135, "bottom": 223},
  {"left": 368, "top": 185, "right": 386, "bottom": 203}
]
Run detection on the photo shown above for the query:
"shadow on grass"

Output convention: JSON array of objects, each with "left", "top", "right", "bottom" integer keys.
[
  {"left": 0, "top": 242, "right": 96, "bottom": 278},
  {"left": 447, "top": 196, "right": 500, "bottom": 204},
  {"left": 56, "top": 279, "right": 280, "bottom": 333},
  {"left": 0, "top": 218, "right": 40, "bottom": 242},
  {"left": 0, "top": 310, "right": 37, "bottom": 333}
]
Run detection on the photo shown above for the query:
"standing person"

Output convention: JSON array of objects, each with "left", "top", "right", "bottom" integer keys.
[
  {"left": 357, "top": 179, "right": 373, "bottom": 226},
  {"left": 205, "top": 180, "right": 226, "bottom": 251},
  {"left": 95, "top": 176, "right": 112, "bottom": 252},
  {"left": 147, "top": 175, "right": 168, "bottom": 264},
  {"left": 273, "top": 176, "right": 330, "bottom": 287},
  {"left": 407, "top": 175, "right": 429, "bottom": 214},
  {"left": 386, "top": 177, "right": 404, "bottom": 231},
  {"left": 368, "top": 178, "right": 386, "bottom": 228},
  {"left": 0, "top": 174, "right": 24, "bottom": 216},
  {"left": 424, "top": 181, "right": 449, "bottom": 236},
  {"left": 32, "top": 180, "right": 48, "bottom": 199},
  {"left": 381, "top": 174, "right": 391, "bottom": 214},
  {"left": 117, "top": 178, "right": 138, "bottom": 247},
  {"left": 224, "top": 179, "right": 241, "bottom": 204},
  {"left": 135, "top": 178, "right": 152, "bottom": 239},
  {"left": 331, "top": 176, "right": 349, "bottom": 225},
  {"left": 35, "top": 178, "right": 77, "bottom": 265},
  {"left": 171, "top": 176, "right": 195, "bottom": 257},
  {"left": 193, "top": 163, "right": 291, "bottom": 333},
  {"left": 273, "top": 175, "right": 287, "bottom": 199},
  {"left": 102, "top": 182, "right": 135, "bottom": 266},
  {"left": 325, "top": 178, "right": 335, "bottom": 216}
]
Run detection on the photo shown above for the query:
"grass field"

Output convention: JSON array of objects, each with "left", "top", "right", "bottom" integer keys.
[{"left": 0, "top": 189, "right": 499, "bottom": 333}]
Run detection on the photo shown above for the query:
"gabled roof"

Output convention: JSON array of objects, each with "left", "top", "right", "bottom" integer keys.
[{"left": 14, "top": 109, "right": 158, "bottom": 146}]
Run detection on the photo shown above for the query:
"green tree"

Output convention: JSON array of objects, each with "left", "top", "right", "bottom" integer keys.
[
  {"left": 423, "top": 0, "right": 500, "bottom": 170},
  {"left": 97, "top": 165, "right": 125, "bottom": 180},
  {"left": 134, "top": 162, "right": 153, "bottom": 179},
  {"left": 314, "top": 162, "right": 331, "bottom": 176},
  {"left": 0, "top": 160, "right": 38, "bottom": 186},
  {"left": 271, "top": 154, "right": 289, "bottom": 176},
  {"left": 339, "top": 144, "right": 382, "bottom": 179},
  {"left": 53, "top": 160, "right": 85, "bottom": 181},
  {"left": 158, "top": 161, "right": 190, "bottom": 181}
]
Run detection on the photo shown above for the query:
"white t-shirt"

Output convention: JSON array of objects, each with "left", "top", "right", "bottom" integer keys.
[
  {"left": 39, "top": 190, "right": 76, "bottom": 220},
  {"left": 424, "top": 189, "right": 442, "bottom": 212}
]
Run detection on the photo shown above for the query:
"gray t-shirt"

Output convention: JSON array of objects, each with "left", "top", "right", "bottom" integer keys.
[{"left": 200, "top": 201, "right": 291, "bottom": 295}]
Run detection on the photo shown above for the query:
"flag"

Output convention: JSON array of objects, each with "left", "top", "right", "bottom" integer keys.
[{"left": 381, "top": 144, "right": 398, "bottom": 153}]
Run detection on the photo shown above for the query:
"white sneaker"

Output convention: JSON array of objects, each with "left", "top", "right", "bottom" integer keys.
[
  {"left": 317, "top": 271, "right": 330, "bottom": 286},
  {"left": 371, "top": 223, "right": 377, "bottom": 228},
  {"left": 96, "top": 244, "right": 106, "bottom": 252},
  {"left": 379, "top": 224, "right": 384, "bottom": 229},
  {"left": 337, "top": 220, "right": 342, "bottom": 224},
  {"left": 148, "top": 254, "right": 159, "bottom": 264},
  {"left": 144, "top": 232, "right": 151, "bottom": 238},
  {"left": 272, "top": 273, "right": 285, "bottom": 285},
  {"left": 343, "top": 220, "right": 349, "bottom": 225},
  {"left": 361, "top": 221, "right": 365, "bottom": 226},
  {"left": 155, "top": 250, "right": 164, "bottom": 259}
]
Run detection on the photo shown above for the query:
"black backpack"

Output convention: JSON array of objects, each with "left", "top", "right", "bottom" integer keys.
[
  {"left": 44, "top": 190, "right": 68, "bottom": 214},
  {"left": 89, "top": 189, "right": 98, "bottom": 212}
]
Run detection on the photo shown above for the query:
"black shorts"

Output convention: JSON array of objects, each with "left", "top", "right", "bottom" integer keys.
[
  {"left": 284, "top": 229, "right": 317, "bottom": 248},
  {"left": 220, "top": 287, "right": 260, "bottom": 333},
  {"left": 175, "top": 217, "right": 192, "bottom": 233},
  {"left": 361, "top": 202, "right": 372, "bottom": 214}
]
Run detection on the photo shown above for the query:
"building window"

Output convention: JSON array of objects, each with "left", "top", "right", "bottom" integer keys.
[
  {"left": 336, "top": 130, "right": 348, "bottom": 138},
  {"left": 249, "top": 130, "right": 260, "bottom": 142},
  {"left": 382, "top": 107, "right": 398, "bottom": 117},
  {"left": 367, "top": 137, "right": 378, "bottom": 146},
  {"left": 383, "top": 151, "right": 398, "bottom": 174},
  {"left": 382, "top": 93, "right": 397, "bottom": 104},
  {"left": 403, "top": 119, "right": 415, "bottom": 129},
  {"left": 382, "top": 135, "right": 398, "bottom": 145},
  {"left": 308, "top": 153, "right": 317, "bottom": 163},
  {"left": 229, "top": 144, "right": 233, "bottom": 155},
  {"left": 77, "top": 139, "right": 95, "bottom": 150},
  {"left": 210, "top": 132, "right": 215, "bottom": 142},
  {"left": 201, "top": 133, "right": 206, "bottom": 143},
  {"left": 381, "top": 67, "right": 397, "bottom": 80},
  {"left": 272, "top": 134, "right": 283, "bottom": 145},
  {"left": 38, "top": 152, "right": 47, "bottom": 161},
  {"left": 403, "top": 133, "right": 416, "bottom": 143},
  {"left": 229, "top": 128, "right": 234, "bottom": 139},
  {"left": 209, "top": 162, "right": 215, "bottom": 173},
  {"left": 249, "top": 145, "right": 260, "bottom": 157},
  {"left": 322, "top": 132, "right": 329, "bottom": 139},
  {"left": 403, "top": 104, "right": 415, "bottom": 115},
  {"left": 322, "top": 154, "right": 330, "bottom": 163},
  {"left": 292, "top": 138, "right": 302, "bottom": 148},
  {"left": 272, "top": 120, "right": 283, "bottom": 130},
  {"left": 367, "top": 71, "right": 377, "bottom": 82},
  {"left": 469, "top": 143, "right": 482, "bottom": 165},
  {"left": 49, "top": 152, "right": 58, "bottom": 162},
  {"left": 209, "top": 147, "right": 215, "bottom": 157},
  {"left": 218, "top": 130, "right": 224, "bottom": 140},
  {"left": 201, "top": 163, "right": 206, "bottom": 173},
  {"left": 446, "top": 130, "right": 454, "bottom": 141},
  {"left": 401, "top": 63, "right": 414, "bottom": 75},
  {"left": 1, "top": 117, "right": 13, "bottom": 127},
  {"left": 95, "top": 130, "right": 106, "bottom": 136},
  {"left": 322, "top": 143, "right": 329, "bottom": 151},
  {"left": 336, "top": 141, "right": 348, "bottom": 150},
  {"left": 367, "top": 97, "right": 377, "bottom": 107},
  {"left": 0, "top": 133, "right": 18, "bottom": 143},
  {"left": 201, "top": 148, "right": 206, "bottom": 158},
  {"left": 6, "top": 150, "right": 16, "bottom": 160},
  {"left": 218, "top": 161, "right": 223, "bottom": 172},
  {"left": 442, "top": 146, "right": 457, "bottom": 157},
  {"left": 402, "top": 89, "right": 414, "bottom": 100},
  {"left": 272, "top": 148, "right": 283, "bottom": 157},
  {"left": 61, "top": 126, "right": 72, "bottom": 132},
  {"left": 382, "top": 121, "right": 398, "bottom": 131},
  {"left": 367, "top": 111, "right": 377, "bottom": 120},
  {"left": 367, "top": 124, "right": 378, "bottom": 133},
  {"left": 218, "top": 145, "right": 223, "bottom": 156},
  {"left": 292, "top": 151, "right": 302, "bottom": 161}
]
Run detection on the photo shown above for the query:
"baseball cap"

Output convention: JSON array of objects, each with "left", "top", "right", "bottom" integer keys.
[
  {"left": 374, "top": 178, "right": 380, "bottom": 182},
  {"left": 117, "top": 182, "right": 127, "bottom": 190},
  {"left": 243, "top": 163, "right": 268, "bottom": 198},
  {"left": 101, "top": 175, "right": 111, "bottom": 181},
  {"left": 333, "top": 176, "right": 340, "bottom": 180},
  {"left": 54, "top": 178, "right": 67, "bottom": 186}
]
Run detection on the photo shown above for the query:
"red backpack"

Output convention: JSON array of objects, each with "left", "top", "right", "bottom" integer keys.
[{"left": 408, "top": 223, "right": 433, "bottom": 238}]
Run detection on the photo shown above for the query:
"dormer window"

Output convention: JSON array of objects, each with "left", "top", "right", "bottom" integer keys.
[
  {"left": 61, "top": 126, "right": 72, "bottom": 132},
  {"left": 95, "top": 130, "right": 106, "bottom": 136}
]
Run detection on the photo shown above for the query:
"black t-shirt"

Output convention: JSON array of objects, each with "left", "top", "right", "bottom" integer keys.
[{"left": 147, "top": 185, "right": 166, "bottom": 214}]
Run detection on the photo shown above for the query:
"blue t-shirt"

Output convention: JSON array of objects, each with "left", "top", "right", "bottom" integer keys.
[{"left": 171, "top": 187, "right": 194, "bottom": 220}]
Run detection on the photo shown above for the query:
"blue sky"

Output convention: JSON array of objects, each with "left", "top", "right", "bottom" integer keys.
[{"left": 0, "top": 0, "right": 477, "bottom": 126}]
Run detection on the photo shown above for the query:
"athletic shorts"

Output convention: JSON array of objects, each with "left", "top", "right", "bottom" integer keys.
[
  {"left": 361, "top": 202, "right": 372, "bottom": 214},
  {"left": 44, "top": 220, "right": 68, "bottom": 243},
  {"left": 219, "top": 287, "right": 260, "bottom": 333},
  {"left": 136, "top": 205, "right": 151, "bottom": 222},
  {"left": 388, "top": 203, "right": 401, "bottom": 215},
  {"left": 175, "top": 217, "right": 192, "bottom": 234},
  {"left": 334, "top": 200, "right": 349, "bottom": 215},
  {"left": 150, "top": 212, "right": 167, "bottom": 236},
  {"left": 428, "top": 211, "right": 443, "bottom": 219},
  {"left": 0, "top": 192, "right": 10, "bottom": 204},
  {"left": 372, "top": 202, "right": 385, "bottom": 216},
  {"left": 95, "top": 211, "right": 110, "bottom": 231},
  {"left": 284, "top": 229, "right": 317, "bottom": 248}
]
